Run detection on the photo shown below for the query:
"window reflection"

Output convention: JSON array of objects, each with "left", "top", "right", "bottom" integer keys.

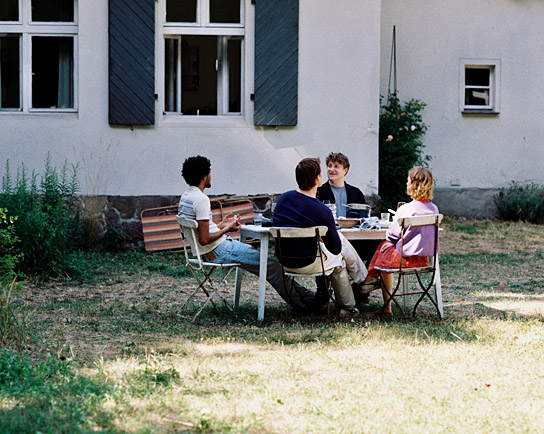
[
  {"left": 166, "top": 0, "right": 197, "bottom": 22},
  {"left": 32, "top": 0, "right": 74, "bottom": 22},
  {"left": 0, "top": 0, "right": 19, "bottom": 21},
  {"left": 32, "top": 36, "right": 74, "bottom": 109},
  {"left": 210, "top": 0, "right": 240, "bottom": 23}
]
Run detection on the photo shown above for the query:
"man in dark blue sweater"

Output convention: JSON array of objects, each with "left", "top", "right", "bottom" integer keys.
[{"left": 273, "top": 158, "right": 368, "bottom": 317}]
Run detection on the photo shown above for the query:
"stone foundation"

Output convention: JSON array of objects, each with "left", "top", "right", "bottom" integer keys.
[
  {"left": 82, "top": 190, "right": 498, "bottom": 250},
  {"left": 85, "top": 194, "right": 278, "bottom": 250},
  {"left": 433, "top": 188, "right": 500, "bottom": 219}
]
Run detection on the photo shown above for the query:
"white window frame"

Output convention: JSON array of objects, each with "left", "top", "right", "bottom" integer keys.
[
  {"left": 460, "top": 59, "right": 500, "bottom": 114},
  {"left": 0, "top": 0, "right": 78, "bottom": 114},
  {"left": 161, "top": 0, "right": 245, "bottom": 119}
]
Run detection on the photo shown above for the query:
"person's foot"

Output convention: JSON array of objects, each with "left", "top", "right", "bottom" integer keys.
[
  {"left": 339, "top": 307, "right": 360, "bottom": 318},
  {"left": 354, "top": 290, "right": 370, "bottom": 305},
  {"left": 373, "top": 307, "right": 393, "bottom": 318},
  {"left": 359, "top": 278, "right": 381, "bottom": 293},
  {"left": 351, "top": 282, "right": 372, "bottom": 304}
]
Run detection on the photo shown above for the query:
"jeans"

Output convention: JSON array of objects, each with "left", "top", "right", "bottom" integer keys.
[{"left": 210, "top": 237, "right": 316, "bottom": 311}]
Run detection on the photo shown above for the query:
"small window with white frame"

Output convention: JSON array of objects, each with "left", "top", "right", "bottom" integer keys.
[
  {"left": 0, "top": 0, "right": 78, "bottom": 113},
  {"left": 460, "top": 59, "right": 500, "bottom": 114},
  {"left": 162, "top": 0, "right": 244, "bottom": 117}
]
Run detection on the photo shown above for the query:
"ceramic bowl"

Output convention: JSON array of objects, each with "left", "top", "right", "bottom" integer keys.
[{"left": 336, "top": 218, "right": 360, "bottom": 228}]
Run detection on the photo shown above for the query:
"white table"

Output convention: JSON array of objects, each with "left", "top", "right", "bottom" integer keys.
[
  {"left": 233, "top": 225, "right": 272, "bottom": 321},
  {"left": 233, "top": 225, "right": 391, "bottom": 321}
]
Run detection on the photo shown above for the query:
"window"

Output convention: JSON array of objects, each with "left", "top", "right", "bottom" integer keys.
[
  {"left": 0, "top": 0, "right": 77, "bottom": 112},
  {"left": 460, "top": 59, "right": 500, "bottom": 114},
  {"left": 163, "top": 0, "right": 244, "bottom": 116}
]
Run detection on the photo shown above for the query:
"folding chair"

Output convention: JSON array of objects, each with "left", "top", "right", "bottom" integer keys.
[
  {"left": 269, "top": 226, "right": 338, "bottom": 317},
  {"left": 374, "top": 214, "right": 444, "bottom": 319},
  {"left": 177, "top": 217, "right": 240, "bottom": 321}
]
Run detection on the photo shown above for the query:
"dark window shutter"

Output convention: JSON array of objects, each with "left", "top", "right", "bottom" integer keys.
[
  {"left": 254, "top": 0, "right": 298, "bottom": 126},
  {"left": 109, "top": 0, "right": 155, "bottom": 125}
]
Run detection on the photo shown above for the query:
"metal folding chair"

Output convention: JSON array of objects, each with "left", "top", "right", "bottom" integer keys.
[
  {"left": 269, "top": 226, "right": 338, "bottom": 316},
  {"left": 374, "top": 214, "right": 444, "bottom": 319},
  {"left": 177, "top": 217, "right": 240, "bottom": 321}
]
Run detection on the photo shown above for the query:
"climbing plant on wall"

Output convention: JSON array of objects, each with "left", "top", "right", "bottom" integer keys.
[{"left": 378, "top": 93, "right": 431, "bottom": 211}]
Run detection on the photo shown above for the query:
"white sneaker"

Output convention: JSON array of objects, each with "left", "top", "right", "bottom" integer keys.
[{"left": 339, "top": 307, "right": 360, "bottom": 318}]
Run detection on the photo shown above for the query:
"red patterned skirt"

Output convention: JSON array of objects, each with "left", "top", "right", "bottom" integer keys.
[{"left": 367, "top": 241, "right": 429, "bottom": 279}]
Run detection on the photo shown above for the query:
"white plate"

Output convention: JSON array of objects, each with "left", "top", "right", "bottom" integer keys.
[{"left": 378, "top": 220, "right": 391, "bottom": 228}]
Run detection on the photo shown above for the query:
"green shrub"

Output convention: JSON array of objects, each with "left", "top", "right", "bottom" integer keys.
[
  {"left": 0, "top": 154, "right": 83, "bottom": 276},
  {"left": 495, "top": 182, "right": 544, "bottom": 224},
  {"left": 0, "top": 208, "right": 25, "bottom": 346},
  {"left": 379, "top": 93, "right": 431, "bottom": 211},
  {"left": 0, "top": 207, "right": 21, "bottom": 284},
  {"left": 102, "top": 226, "right": 127, "bottom": 252}
]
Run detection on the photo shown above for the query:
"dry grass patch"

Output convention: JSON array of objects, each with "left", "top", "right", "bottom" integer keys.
[{"left": 3, "top": 218, "right": 544, "bottom": 433}]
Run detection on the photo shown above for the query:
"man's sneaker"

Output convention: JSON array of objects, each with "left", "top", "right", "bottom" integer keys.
[{"left": 339, "top": 307, "right": 360, "bottom": 318}]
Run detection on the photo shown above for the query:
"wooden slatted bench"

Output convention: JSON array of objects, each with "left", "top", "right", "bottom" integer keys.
[
  {"left": 141, "top": 201, "right": 222, "bottom": 252},
  {"left": 140, "top": 196, "right": 272, "bottom": 252}
]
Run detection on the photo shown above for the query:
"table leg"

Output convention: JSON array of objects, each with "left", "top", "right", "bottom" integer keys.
[
  {"left": 257, "top": 234, "right": 269, "bottom": 321},
  {"left": 402, "top": 275, "right": 409, "bottom": 308},
  {"left": 233, "top": 232, "right": 246, "bottom": 309},
  {"left": 434, "top": 255, "right": 444, "bottom": 319}
]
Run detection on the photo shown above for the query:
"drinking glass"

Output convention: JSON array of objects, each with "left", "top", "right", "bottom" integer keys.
[{"left": 254, "top": 213, "right": 263, "bottom": 226}]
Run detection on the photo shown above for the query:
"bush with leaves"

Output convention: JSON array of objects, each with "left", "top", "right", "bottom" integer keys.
[
  {"left": 0, "top": 154, "right": 83, "bottom": 276},
  {"left": 495, "top": 182, "right": 544, "bottom": 224},
  {"left": 379, "top": 93, "right": 431, "bottom": 211},
  {"left": 0, "top": 208, "right": 21, "bottom": 284},
  {"left": 0, "top": 208, "right": 24, "bottom": 346}
]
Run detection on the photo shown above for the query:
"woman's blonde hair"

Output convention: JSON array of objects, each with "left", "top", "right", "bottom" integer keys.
[{"left": 407, "top": 166, "right": 434, "bottom": 200}]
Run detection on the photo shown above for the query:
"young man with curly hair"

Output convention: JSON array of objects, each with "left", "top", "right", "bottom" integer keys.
[{"left": 177, "top": 155, "right": 318, "bottom": 313}]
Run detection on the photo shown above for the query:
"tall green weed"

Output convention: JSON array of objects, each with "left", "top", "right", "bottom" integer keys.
[
  {"left": 495, "top": 182, "right": 544, "bottom": 224},
  {"left": 0, "top": 154, "right": 83, "bottom": 276},
  {"left": 0, "top": 207, "right": 21, "bottom": 283},
  {"left": 0, "top": 208, "right": 25, "bottom": 347}
]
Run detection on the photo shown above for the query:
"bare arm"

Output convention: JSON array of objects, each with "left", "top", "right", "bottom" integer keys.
[{"left": 197, "top": 214, "right": 241, "bottom": 246}]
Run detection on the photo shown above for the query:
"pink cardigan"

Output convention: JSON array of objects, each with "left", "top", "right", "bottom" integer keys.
[{"left": 386, "top": 200, "right": 440, "bottom": 257}]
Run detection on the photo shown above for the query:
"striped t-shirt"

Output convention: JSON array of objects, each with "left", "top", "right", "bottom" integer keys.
[{"left": 177, "top": 186, "right": 225, "bottom": 254}]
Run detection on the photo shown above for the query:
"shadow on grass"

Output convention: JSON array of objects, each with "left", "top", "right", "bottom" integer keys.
[{"left": 120, "top": 298, "right": 541, "bottom": 350}]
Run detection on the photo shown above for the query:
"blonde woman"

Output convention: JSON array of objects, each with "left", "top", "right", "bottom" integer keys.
[{"left": 363, "top": 166, "right": 439, "bottom": 316}]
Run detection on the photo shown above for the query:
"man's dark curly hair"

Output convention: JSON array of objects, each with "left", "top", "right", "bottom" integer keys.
[{"left": 181, "top": 155, "right": 211, "bottom": 186}]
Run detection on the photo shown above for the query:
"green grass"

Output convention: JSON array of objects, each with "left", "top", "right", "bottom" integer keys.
[
  {"left": 0, "top": 349, "right": 118, "bottom": 433},
  {"left": 1, "top": 219, "right": 544, "bottom": 433}
]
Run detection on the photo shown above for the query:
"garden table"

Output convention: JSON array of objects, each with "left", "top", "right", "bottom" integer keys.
[{"left": 233, "top": 225, "right": 393, "bottom": 321}]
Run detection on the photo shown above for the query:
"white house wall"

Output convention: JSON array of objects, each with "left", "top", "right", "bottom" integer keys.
[
  {"left": 381, "top": 0, "right": 544, "bottom": 191},
  {"left": 0, "top": 0, "right": 381, "bottom": 198}
]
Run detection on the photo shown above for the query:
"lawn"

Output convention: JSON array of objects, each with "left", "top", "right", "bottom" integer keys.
[{"left": 1, "top": 219, "right": 543, "bottom": 433}]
